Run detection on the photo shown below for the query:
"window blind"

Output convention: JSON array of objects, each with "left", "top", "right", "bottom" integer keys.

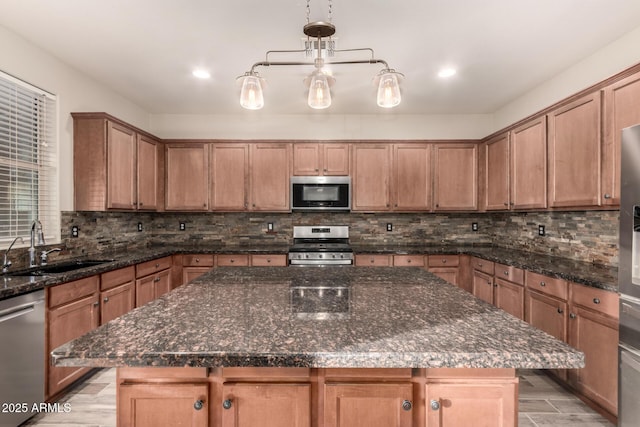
[{"left": 0, "top": 71, "right": 59, "bottom": 246}]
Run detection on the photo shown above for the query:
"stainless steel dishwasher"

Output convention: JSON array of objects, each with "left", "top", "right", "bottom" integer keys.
[{"left": 0, "top": 289, "right": 45, "bottom": 427}]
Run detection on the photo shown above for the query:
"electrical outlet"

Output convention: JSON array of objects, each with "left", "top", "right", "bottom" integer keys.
[
  {"left": 179, "top": 222, "right": 186, "bottom": 231},
  {"left": 538, "top": 225, "right": 545, "bottom": 236},
  {"left": 472, "top": 222, "right": 478, "bottom": 232},
  {"left": 71, "top": 225, "right": 79, "bottom": 238},
  {"left": 137, "top": 222, "right": 143, "bottom": 232},
  {"left": 267, "top": 222, "right": 274, "bottom": 232},
  {"left": 386, "top": 223, "right": 393, "bottom": 232}
]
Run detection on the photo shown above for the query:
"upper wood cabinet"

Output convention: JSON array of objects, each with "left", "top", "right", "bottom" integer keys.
[
  {"left": 510, "top": 116, "right": 547, "bottom": 209},
  {"left": 602, "top": 71, "right": 640, "bottom": 206},
  {"left": 73, "top": 113, "right": 161, "bottom": 211},
  {"left": 293, "top": 143, "right": 350, "bottom": 176},
  {"left": 547, "top": 92, "right": 602, "bottom": 208},
  {"left": 352, "top": 144, "right": 392, "bottom": 211},
  {"left": 392, "top": 144, "right": 432, "bottom": 211},
  {"left": 211, "top": 144, "right": 249, "bottom": 211},
  {"left": 433, "top": 143, "right": 478, "bottom": 211},
  {"left": 249, "top": 143, "right": 291, "bottom": 211},
  {"left": 482, "top": 133, "right": 510, "bottom": 210},
  {"left": 165, "top": 143, "right": 209, "bottom": 211}
]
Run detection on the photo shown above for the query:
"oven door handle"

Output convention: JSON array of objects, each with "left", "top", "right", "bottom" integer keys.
[{"left": 289, "top": 259, "right": 353, "bottom": 266}]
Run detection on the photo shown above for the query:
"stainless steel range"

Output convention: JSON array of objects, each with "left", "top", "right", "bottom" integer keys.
[{"left": 288, "top": 225, "right": 354, "bottom": 266}]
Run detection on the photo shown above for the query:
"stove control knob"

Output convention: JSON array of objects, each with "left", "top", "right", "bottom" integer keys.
[
  {"left": 305, "top": 254, "right": 309, "bottom": 259},
  {"left": 319, "top": 254, "right": 323, "bottom": 258},
  {"left": 332, "top": 254, "right": 336, "bottom": 259},
  {"left": 340, "top": 254, "right": 344, "bottom": 259}
]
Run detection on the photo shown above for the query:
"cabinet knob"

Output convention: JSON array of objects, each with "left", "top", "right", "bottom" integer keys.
[
  {"left": 593, "top": 298, "right": 601, "bottom": 304},
  {"left": 315, "top": 168, "right": 319, "bottom": 172},
  {"left": 230, "top": 259, "right": 235, "bottom": 263},
  {"left": 504, "top": 202, "right": 509, "bottom": 206},
  {"left": 477, "top": 263, "right": 482, "bottom": 267},
  {"left": 154, "top": 277, "right": 161, "bottom": 282},
  {"left": 103, "top": 297, "right": 109, "bottom": 303},
  {"left": 155, "top": 263, "right": 160, "bottom": 268},
  {"left": 323, "top": 168, "right": 327, "bottom": 172},
  {"left": 504, "top": 271, "right": 509, "bottom": 276},
  {"left": 407, "top": 259, "right": 411, "bottom": 264},
  {"left": 604, "top": 193, "right": 612, "bottom": 199},
  {"left": 557, "top": 308, "right": 564, "bottom": 314},
  {"left": 402, "top": 400, "right": 412, "bottom": 411},
  {"left": 267, "top": 258, "right": 271, "bottom": 263},
  {"left": 195, "top": 258, "right": 200, "bottom": 263},
  {"left": 442, "top": 259, "right": 447, "bottom": 264},
  {"left": 570, "top": 313, "right": 577, "bottom": 319},
  {"left": 430, "top": 399, "right": 441, "bottom": 411},
  {"left": 487, "top": 281, "right": 492, "bottom": 285},
  {"left": 194, "top": 400, "right": 204, "bottom": 411},
  {"left": 370, "top": 259, "right": 375, "bottom": 264},
  {"left": 139, "top": 202, "right": 143, "bottom": 207},
  {"left": 540, "top": 281, "right": 546, "bottom": 287},
  {"left": 93, "top": 301, "right": 99, "bottom": 307},
  {"left": 222, "top": 399, "right": 232, "bottom": 410}
]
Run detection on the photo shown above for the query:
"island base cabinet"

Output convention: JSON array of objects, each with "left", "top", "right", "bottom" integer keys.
[
  {"left": 119, "top": 383, "right": 209, "bottom": 427},
  {"left": 425, "top": 382, "right": 517, "bottom": 427},
  {"left": 324, "top": 383, "right": 413, "bottom": 427},
  {"left": 221, "top": 383, "right": 311, "bottom": 427}
]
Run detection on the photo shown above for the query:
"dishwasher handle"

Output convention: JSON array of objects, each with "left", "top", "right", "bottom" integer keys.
[{"left": 0, "top": 299, "right": 44, "bottom": 324}]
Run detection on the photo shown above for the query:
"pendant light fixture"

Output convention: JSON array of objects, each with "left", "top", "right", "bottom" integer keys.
[{"left": 237, "top": 0, "right": 403, "bottom": 110}]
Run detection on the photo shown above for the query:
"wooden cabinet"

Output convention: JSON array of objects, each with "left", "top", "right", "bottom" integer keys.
[
  {"left": 355, "top": 254, "right": 392, "bottom": 267},
  {"left": 249, "top": 143, "right": 291, "bottom": 211},
  {"left": 352, "top": 144, "right": 392, "bottom": 211},
  {"left": 293, "top": 143, "right": 350, "bottom": 176},
  {"left": 250, "top": 254, "right": 287, "bottom": 266},
  {"left": 46, "top": 276, "right": 100, "bottom": 398},
  {"left": 217, "top": 255, "right": 250, "bottom": 267},
  {"left": 568, "top": 283, "right": 619, "bottom": 415},
  {"left": 211, "top": 144, "right": 249, "bottom": 211},
  {"left": 392, "top": 144, "right": 432, "bottom": 211},
  {"left": 221, "top": 383, "right": 311, "bottom": 427},
  {"left": 119, "top": 382, "right": 209, "bottom": 427},
  {"left": 547, "top": 92, "right": 602, "bottom": 208},
  {"left": 135, "top": 257, "right": 173, "bottom": 307},
  {"left": 483, "top": 133, "right": 510, "bottom": 210},
  {"left": 100, "top": 266, "right": 135, "bottom": 325},
  {"left": 182, "top": 254, "right": 215, "bottom": 283},
  {"left": 472, "top": 270, "right": 494, "bottom": 304},
  {"left": 393, "top": 255, "right": 425, "bottom": 267},
  {"left": 510, "top": 116, "right": 547, "bottom": 209},
  {"left": 324, "top": 383, "right": 413, "bottom": 427},
  {"left": 72, "top": 113, "right": 161, "bottom": 211},
  {"left": 427, "top": 255, "right": 460, "bottom": 286},
  {"left": 433, "top": 143, "right": 478, "bottom": 211},
  {"left": 165, "top": 143, "right": 209, "bottom": 211},
  {"left": 493, "top": 263, "right": 525, "bottom": 320},
  {"left": 602, "top": 71, "right": 640, "bottom": 206}
]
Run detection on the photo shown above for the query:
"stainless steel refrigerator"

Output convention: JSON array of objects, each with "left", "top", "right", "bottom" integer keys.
[{"left": 619, "top": 123, "right": 640, "bottom": 426}]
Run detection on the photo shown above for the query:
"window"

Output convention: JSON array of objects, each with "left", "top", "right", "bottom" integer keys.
[{"left": 0, "top": 71, "right": 59, "bottom": 245}]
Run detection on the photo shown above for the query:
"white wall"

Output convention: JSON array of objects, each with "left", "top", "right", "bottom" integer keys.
[{"left": 0, "top": 24, "right": 151, "bottom": 212}]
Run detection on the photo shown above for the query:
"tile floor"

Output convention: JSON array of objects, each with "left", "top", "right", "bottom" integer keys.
[{"left": 21, "top": 369, "right": 614, "bottom": 427}]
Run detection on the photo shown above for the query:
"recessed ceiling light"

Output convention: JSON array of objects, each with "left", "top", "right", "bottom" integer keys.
[
  {"left": 192, "top": 69, "right": 211, "bottom": 79},
  {"left": 438, "top": 68, "right": 457, "bottom": 78}
]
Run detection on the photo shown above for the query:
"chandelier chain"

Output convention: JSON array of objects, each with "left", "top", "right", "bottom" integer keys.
[
  {"left": 328, "top": 0, "right": 332, "bottom": 23},
  {"left": 306, "top": 0, "right": 311, "bottom": 24}
]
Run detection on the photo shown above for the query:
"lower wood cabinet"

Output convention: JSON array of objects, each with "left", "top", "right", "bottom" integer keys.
[
  {"left": 494, "top": 278, "right": 524, "bottom": 320},
  {"left": 135, "top": 268, "right": 171, "bottom": 307},
  {"left": 472, "top": 270, "right": 494, "bottom": 304},
  {"left": 355, "top": 254, "right": 392, "bottom": 266},
  {"left": 221, "top": 383, "right": 310, "bottom": 427},
  {"left": 427, "top": 255, "right": 461, "bottom": 287},
  {"left": 100, "top": 266, "right": 135, "bottom": 324}
]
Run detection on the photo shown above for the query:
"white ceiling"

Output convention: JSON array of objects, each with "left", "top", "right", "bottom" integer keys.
[{"left": 2, "top": 0, "right": 640, "bottom": 116}]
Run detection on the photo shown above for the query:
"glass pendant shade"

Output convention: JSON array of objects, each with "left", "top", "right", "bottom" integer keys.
[
  {"left": 377, "top": 71, "right": 401, "bottom": 108},
  {"left": 307, "top": 72, "right": 331, "bottom": 109},
  {"left": 240, "top": 75, "right": 264, "bottom": 110}
]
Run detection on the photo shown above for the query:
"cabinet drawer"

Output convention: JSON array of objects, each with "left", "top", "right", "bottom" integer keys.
[
  {"left": 355, "top": 254, "right": 391, "bottom": 266},
  {"left": 570, "top": 282, "right": 619, "bottom": 319},
  {"left": 100, "top": 266, "right": 135, "bottom": 291},
  {"left": 48, "top": 275, "right": 99, "bottom": 308},
  {"left": 526, "top": 271, "right": 568, "bottom": 300},
  {"left": 494, "top": 263, "right": 524, "bottom": 286},
  {"left": 251, "top": 254, "right": 287, "bottom": 266},
  {"left": 393, "top": 255, "right": 425, "bottom": 267},
  {"left": 182, "top": 254, "right": 214, "bottom": 267},
  {"left": 428, "top": 255, "right": 460, "bottom": 268},
  {"left": 217, "top": 254, "right": 249, "bottom": 266},
  {"left": 470, "top": 257, "right": 494, "bottom": 274},
  {"left": 136, "top": 256, "right": 172, "bottom": 278}
]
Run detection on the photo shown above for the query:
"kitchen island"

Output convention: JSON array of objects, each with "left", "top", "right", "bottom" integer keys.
[{"left": 52, "top": 267, "right": 584, "bottom": 426}]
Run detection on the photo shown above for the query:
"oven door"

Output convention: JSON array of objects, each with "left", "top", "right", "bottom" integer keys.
[{"left": 290, "top": 176, "right": 351, "bottom": 211}]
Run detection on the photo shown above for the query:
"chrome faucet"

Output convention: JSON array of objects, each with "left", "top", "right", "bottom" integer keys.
[
  {"left": 40, "top": 248, "right": 62, "bottom": 265},
  {"left": 29, "top": 219, "right": 46, "bottom": 268},
  {"left": 2, "top": 236, "right": 24, "bottom": 273}
]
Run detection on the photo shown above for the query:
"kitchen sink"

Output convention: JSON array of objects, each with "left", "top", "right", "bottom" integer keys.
[{"left": 5, "top": 259, "right": 115, "bottom": 276}]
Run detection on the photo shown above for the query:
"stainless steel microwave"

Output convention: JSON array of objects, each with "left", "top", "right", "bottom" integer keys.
[{"left": 290, "top": 176, "right": 351, "bottom": 211}]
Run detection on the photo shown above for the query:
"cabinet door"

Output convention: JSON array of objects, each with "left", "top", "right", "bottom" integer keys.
[
  {"left": 100, "top": 282, "right": 135, "bottom": 324},
  {"left": 472, "top": 270, "right": 494, "bottom": 304},
  {"left": 483, "top": 133, "right": 510, "bottom": 210},
  {"left": 393, "top": 144, "right": 432, "bottom": 211},
  {"left": 433, "top": 144, "right": 477, "bottom": 211},
  {"left": 135, "top": 275, "right": 157, "bottom": 308},
  {"left": 323, "top": 144, "right": 350, "bottom": 175},
  {"left": 547, "top": 92, "right": 601, "bottom": 207},
  {"left": 511, "top": 116, "right": 547, "bottom": 209},
  {"left": 494, "top": 278, "right": 524, "bottom": 320},
  {"left": 183, "top": 267, "right": 212, "bottom": 284},
  {"left": 428, "top": 267, "right": 459, "bottom": 287},
  {"left": 221, "top": 383, "right": 310, "bottom": 427},
  {"left": 602, "top": 71, "right": 640, "bottom": 206},
  {"left": 568, "top": 305, "right": 619, "bottom": 415},
  {"left": 47, "top": 294, "right": 100, "bottom": 398},
  {"left": 324, "top": 383, "right": 412, "bottom": 427},
  {"left": 165, "top": 143, "right": 209, "bottom": 211},
  {"left": 352, "top": 144, "right": 391, "bottom": 211},
  {"left": 107, "top": 121, "right": 136, "bottom": 210},
  {"left": 137, "top": 134, "right": 159, "bottom": 210},
  {"left": 250, "top": 143, "right": 291, "bottom": 211},
  {"left": 119, "top": 383, "right": 208, "bottom": 427},
  {"left": 293, "top": 143, "right": 321, "bottom": 175},
  {"left": 211, "top": 144, "right": 249, "bottom": 210},
  {"left": 426, "top": 382, "right": 516, "bottom": 427},
  {"left": 525, "top": 290, "right": 568, "bottom": 342}
]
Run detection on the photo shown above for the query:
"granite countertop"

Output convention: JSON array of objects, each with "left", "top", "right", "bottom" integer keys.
[
  {"left": 51, "top": 266, "right": 584, "bottom": 370},
  {"left": 1, "top": 243, "right": 617, "bottom": 300}
]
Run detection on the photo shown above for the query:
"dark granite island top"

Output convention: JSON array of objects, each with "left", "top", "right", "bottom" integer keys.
[{"left": 52, "top": 266, "right": 583, "bottom": 370}]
